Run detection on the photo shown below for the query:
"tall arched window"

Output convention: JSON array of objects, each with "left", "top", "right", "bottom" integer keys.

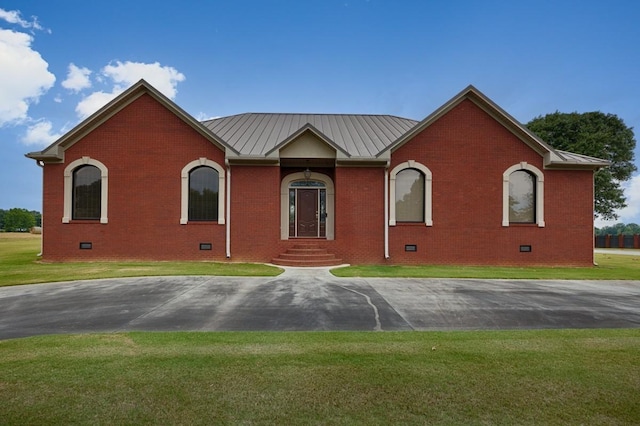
[
  {"left": 502, "top": 162, "right": 545, "bottom": 227},
  {"left": 396, "top": 169, "right": 425, "bottom": 222},
  {"left": 389, "top": 161, "right": 432, "bottom": 226},
  {"left": 508, "top": 170, "right": 536, "bottom": 223},
  {"left": 72, "top": 165, "right": 101, "bottom": 220},
  {"left": 188, "top": 166, "right": 219, "bottom": 221},
  {"left": 180, "top": 158, "right": 225, "bottom": 224},
  {"left": 63, "top": 157, "right": 108, "bottom": 223}
]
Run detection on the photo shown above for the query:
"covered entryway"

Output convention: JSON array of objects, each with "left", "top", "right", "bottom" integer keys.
[
  {"left": 281, "top": 172, "right": 335, "bottom": 241},
  {"left": 289, "top": 182, "right": 326, "bottom": 238}
]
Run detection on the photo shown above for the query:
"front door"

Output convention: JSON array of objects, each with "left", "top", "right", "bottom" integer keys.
[
  {"left": 297, "top": 189, "right": 318, "bottom": 237},
  {"left": 289, "top": 181, "right": 327, "bottom": 238}
]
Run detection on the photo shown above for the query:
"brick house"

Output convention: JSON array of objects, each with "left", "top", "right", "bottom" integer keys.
[{"left": 26, "top": 80, "right": 608, "bottom": 266}]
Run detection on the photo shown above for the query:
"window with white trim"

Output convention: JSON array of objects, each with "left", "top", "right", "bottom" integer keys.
[
  {"left": 73, "top": 165, "right": 101, "bottom": 220},
  {"left": 63, "top": 157, "right": 108, "bottom": 223},
  {"left": 389, "top": 161, "right": 433, "bottom": 226},
  {"left": 502, "top": 162, "right": 545, "bottom": 227},
  {"left": 181, "top": 158, "right": 225, "bottom": 224}
]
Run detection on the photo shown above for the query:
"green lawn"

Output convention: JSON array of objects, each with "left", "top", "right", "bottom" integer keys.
[
  {"left": 0, "top": 233, "right": 282, "bottom": 286},
  {"left": 2, "top": 233, "right": 640, "bottom": 285},
  {"left": 2, "top": 235, "right": 639, "bottom": 423},
  {"left": 1, "top": 330, "right": 638, "bottom": 425},
  {"left": 332, "top": 252, "right": 640, "bottom": 279}
]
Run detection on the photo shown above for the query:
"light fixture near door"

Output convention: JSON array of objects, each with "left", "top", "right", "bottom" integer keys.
[{"left": 304, "top": 167, "right": 312, "bottom": 182}]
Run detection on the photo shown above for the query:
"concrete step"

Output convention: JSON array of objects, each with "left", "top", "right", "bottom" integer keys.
[{"left": 272, "top": 243, "right": 342, "bottom": 267}]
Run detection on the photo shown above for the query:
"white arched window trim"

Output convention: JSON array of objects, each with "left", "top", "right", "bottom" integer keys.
[
  {"left": 502, "top": 162, "right": 545, "bottom": 227},
  {"left": 180, "top": 158, "right": 225, "bottom": 225},
  {"left": 280, "top": 172, "right": 335, "bottom": 240},
  {"left": 63, "top": 156, "right": 108, "bottom": 224},
  {"left": 389, "top": 160, "right": 433, "bottom": 226}
]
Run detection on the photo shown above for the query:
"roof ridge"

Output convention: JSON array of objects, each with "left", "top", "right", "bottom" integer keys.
[{"left": 203, "top": 112, "right": 418, "bottom": 121}]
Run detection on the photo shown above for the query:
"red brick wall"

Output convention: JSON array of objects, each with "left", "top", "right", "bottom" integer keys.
[
  {"left": 41, "top": 94, "right": 596, "bottom": 266},
  {"left": 333, "top": 167, "right": 386, "bottom": 264},
  {"left": 228, "top": 165, "right": 281, "bottom": 262},
  {"left": 42, "top": 93, "right": 227, "bottom": 261},
  {"left": 388, "top": 99, "right": 595, "bottom": 266}
]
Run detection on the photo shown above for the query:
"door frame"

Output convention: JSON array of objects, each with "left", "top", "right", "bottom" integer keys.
[
  {"left": 281, "top": 172, "right": 335, "bottom": 240},
  {"left": 292, "top": 187, "right": 324, "bottom": 238}
]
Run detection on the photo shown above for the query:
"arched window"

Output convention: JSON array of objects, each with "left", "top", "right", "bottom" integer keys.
[
  {"left": 389, "top": 161, "right": 432, "bottom": 226},
  {"left": 508, "top": 170, "right": 536, "bottom": 223},
  {"left": 188, "top": 166, "right": 219, "bottom": 221},
  {"left": 395, "top": 169, "right": 425, "bottom": 222},
  {"left": 63, "top": 157, "right": 108, "bottom": 223},
  {"left": 73, "top": 165, "right": 101, "bottom": 220},
  {"left": 502, "top": 162, "right": 545, "bottom": 227},
  {"left": 181, "top": 158, "right": 225, "bottom": 224}
]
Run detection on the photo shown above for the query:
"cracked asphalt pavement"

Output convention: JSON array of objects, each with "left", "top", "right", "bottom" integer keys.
[{"left": 1, "top": 267, "right": 639, "bottom": 339}]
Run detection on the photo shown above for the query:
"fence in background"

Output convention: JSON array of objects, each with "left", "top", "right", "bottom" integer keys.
[{"left": 595, "top": 234, "right": 640, "bottom": 249}]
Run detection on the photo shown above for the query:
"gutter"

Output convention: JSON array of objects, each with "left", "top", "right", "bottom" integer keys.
[
  {"left": 35, "top": 160, "right": 44, "bottom": 257},
  {"left": 225, "top": 160, "right": 231, "bottom": 258},
  {"left": 384, "top": 161, "right": 390, "bottom": 259}
]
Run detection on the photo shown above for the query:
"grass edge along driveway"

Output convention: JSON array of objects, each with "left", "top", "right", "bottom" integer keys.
[{"left": 2, "top": 234, "right": 640, "bottom": 285}]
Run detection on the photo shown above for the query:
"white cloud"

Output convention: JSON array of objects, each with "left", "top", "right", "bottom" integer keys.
[
  {"left": 102, "top": 61, "right": 185, "bottom": 98},
  {"left": 74, "top": 61, "right": 186, "bottom": 119},
  {"left": 21, "top": 120, "right": 62, "bottom": 146},
  {"left": 75, "top": 89, "right": 125, "bottom": 119},
  {"left": 62, "top": 63, "right": 92, "bottom": 92},
  {"left": 617, "top": 174, "right": 640, "bottom": 223},
  {"left": 595, "top": 173, "right": 640, "bottom": 227},
  {"left": 0, "top": 28, "right": 55, "bottom": 126},
  {"left": 195, "top": 112, "right": 220, "bottom": 121},
  {"left": 0, "top": 8, "right": 46, "bottom": 32}
]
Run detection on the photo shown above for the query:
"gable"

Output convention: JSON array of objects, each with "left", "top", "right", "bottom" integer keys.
[
  {"left": 279, "top": 130, "right": 336, "bottom": 159},
  {"left": 379, "top": 85, "right": 609, "bottom": 170},
  {"left": 26, "top": 79, "right": 233, "bottom": 163}
]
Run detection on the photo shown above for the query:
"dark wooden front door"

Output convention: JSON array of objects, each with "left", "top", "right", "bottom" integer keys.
[{"left": 296, "top": 189, "right": 318, "bottom": 237}]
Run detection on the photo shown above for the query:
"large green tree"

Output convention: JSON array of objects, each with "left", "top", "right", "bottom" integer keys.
[
  {"left": 3, "top": 208, "right": 36, "bottom": 232},
  {"left": 527, "top": 112, "right": 636, "bottom": 220}
]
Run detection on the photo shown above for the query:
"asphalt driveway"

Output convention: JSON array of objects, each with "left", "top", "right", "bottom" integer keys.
[{"left": 1, "top": 267, "right": 639, "bottom": 340}]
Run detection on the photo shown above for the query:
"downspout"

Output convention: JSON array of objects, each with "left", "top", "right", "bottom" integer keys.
[
  {"left": 36, "top": 160, "right": 44, "bottom": 257},
  {"left": 225, "top": 160, "right": 231, "bottom": 258},
  {"left": 384, "top": 161, "right": 390, "bottom": 259}
]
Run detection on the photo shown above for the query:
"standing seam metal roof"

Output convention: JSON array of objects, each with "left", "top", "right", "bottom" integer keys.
[{"left": 201, "top": 113, "right": 419, "bottom": 157}]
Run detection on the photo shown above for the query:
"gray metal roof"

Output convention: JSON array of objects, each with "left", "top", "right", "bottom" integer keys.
[
  {"left": 201, "top": 113, "right": 418, "bottom": 157},
  {"left": 553, "top": 150, "right": 610, "bottom": 167}
]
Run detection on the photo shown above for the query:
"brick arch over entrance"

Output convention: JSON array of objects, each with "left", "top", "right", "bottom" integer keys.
[{"left": 280, "top": 172, "right": 335, "bottom": 240}]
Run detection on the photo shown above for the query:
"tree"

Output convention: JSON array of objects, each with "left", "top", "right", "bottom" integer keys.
[
  {"left": 30, "top": 210, "right": 42, "bottom": 227},
  {"left": 3, "top": 208, "right": 36, "bottom": 232},
  {"left": 527, "top": 112, "right": 636, "bottom": 220}
]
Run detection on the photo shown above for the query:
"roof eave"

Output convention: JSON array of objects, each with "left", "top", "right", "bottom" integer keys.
[
  {"left": 28, "top": 79, "right": 237, "bottom": 162},
  {"left": 378, "top": 85, "right": 562, "bottom": 160}
]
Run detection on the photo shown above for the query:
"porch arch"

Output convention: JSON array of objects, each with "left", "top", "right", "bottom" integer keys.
[{"left": 281, "top": 172, "right": 335, "bottom": 240}]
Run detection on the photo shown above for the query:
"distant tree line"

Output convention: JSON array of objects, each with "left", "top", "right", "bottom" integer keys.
[
  {"left": 595, "top": 223, "right": 640, "bottom": 236},
  {"left": 0, "top": 209, "right": 42, "bottom": 232}
]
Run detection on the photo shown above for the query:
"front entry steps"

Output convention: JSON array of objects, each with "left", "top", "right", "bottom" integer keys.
[{"left": 271, "top": 243, "right": 343, "bottom": 267}]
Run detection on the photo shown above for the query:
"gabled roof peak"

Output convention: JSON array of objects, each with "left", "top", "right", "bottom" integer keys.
[{"left": 26, "top": 79, "right": 235, "bottom": 162}]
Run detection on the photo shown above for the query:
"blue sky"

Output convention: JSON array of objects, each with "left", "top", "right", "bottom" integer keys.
[{"left": 1, "top": 0, "right": 638, "bottom": 227}]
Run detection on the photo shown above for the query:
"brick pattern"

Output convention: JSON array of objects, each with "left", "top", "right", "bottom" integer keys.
[
  {"left": 40, "top": 95, "right": 595, "bottom": 266},
  {"left": 42, "top": 94, "right": 227, "bottom": 261},
  {"left": 387, "top": 99, "right": 595, "bottom": 266}
]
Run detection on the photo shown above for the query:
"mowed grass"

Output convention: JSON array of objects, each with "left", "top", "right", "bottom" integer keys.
[
  {"left": 2, "top": 233, "right": 640, "bottom": 285},
  {"left": 1, "top": 330, "right": 638, "bottom": 425},
  {"left": 333, "top": 251, "right": 640, "bottom": 279},
  {"left": 0, "top": 233, "right": 282, "bottom": 286}
]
